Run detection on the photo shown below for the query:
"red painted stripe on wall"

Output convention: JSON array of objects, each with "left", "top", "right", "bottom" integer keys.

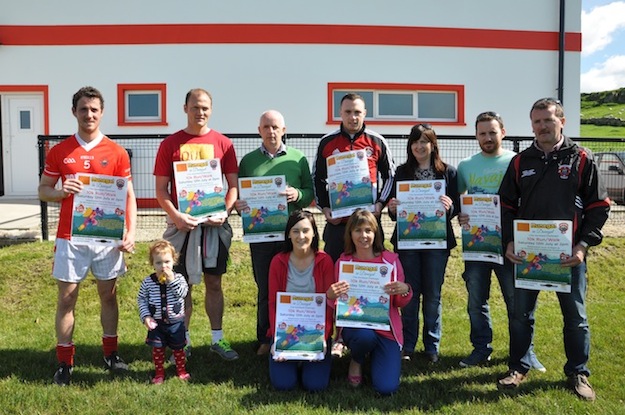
[{"left": 0, "top": 24, "right": 582, "bottom": 51}]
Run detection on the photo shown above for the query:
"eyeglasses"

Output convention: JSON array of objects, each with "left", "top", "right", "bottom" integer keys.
[
  {"left": 531, "top": 97, "right": 564, "bottom": 116},
  {"left": 477, "top": 111, "right": 500, "bottom": 118},
  {"left": 533, "top": 97, "right": 563, "bottom": 107},
  {"left": 548, "top": 98, "right": 562, "bottom": 105},
  {"left": 475, "top": 111, "right": 502, "bottom": 122},
  {"left": 416, "top": 123, "right": 432, "bottom": 130}
]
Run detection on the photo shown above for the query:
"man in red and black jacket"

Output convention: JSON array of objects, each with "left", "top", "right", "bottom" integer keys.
[
  {"left": 496, "top": 98, "right": 610, "bottom": 401},
  {"left": 313, "top": 93, "right": 396, "bottom": 262}
]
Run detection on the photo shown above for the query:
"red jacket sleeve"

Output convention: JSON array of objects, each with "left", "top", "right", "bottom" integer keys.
[
  {"left": 267, "top": 253, "right": 287, "bottom": 340},
  {"left": 391, "top": 253, "right": 412, "bottom": 308}
]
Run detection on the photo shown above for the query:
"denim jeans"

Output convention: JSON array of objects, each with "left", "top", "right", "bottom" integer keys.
[
  {"left": 397, "top": 249, "right": 449, "bottom": 355},
  {"left": 342, "top": 328, "right": 402, "bottom": 395},
  {"left": 250, "top": 241, "right": 284, "bottom": 344},
  {"left": 509, "top": 262, "right": 590, "bottom": 376},
  {"left": 463, "top": 261, "right": 515, "bottom": 354},
  {"left": 268, "top": 339, "right": 333, "bottom": 392}
]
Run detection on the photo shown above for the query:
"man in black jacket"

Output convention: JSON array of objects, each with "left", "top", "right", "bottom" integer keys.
[
  {"left": 496, "top": 98, "right": 610, "bottom": 401},
  {"left": 312, "top": 93, "right": 395, "bottom": 262}
]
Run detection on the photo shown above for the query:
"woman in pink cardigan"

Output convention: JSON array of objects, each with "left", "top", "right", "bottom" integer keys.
[
  {"left": 267, "top": 210, "right": 338, "bottom": 391},
  {"left": 329, "top": 209, "right": 412, "bottom": 395}
]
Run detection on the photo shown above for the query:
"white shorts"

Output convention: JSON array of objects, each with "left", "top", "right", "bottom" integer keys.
[{"left": 52, "top": 238, "right": 126, "bottom": 283}]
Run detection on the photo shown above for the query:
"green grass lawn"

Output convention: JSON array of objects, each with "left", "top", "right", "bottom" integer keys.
[
  {"left": 1, "top": 239, "right": 624, "bottom": 414},
  {"left": 580, "top": 99, "right": 625, "bottom": 138},
  {"left": 580, "top": 101, "right": 625, "bottom": 120},
  {"left": 580, "top": 124, "right": 625, "bottom": 139}
]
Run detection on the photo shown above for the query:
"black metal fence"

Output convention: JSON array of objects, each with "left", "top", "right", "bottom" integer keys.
[{"left": 38, "top": 134, "right": 625, "bottom": 241}]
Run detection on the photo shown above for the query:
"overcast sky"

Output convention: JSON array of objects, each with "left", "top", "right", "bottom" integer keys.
[{"left": 581, "top": 1, "right": 625, "bottom": 92}]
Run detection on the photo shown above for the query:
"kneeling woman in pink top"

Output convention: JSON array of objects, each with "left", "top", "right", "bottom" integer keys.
[{"left": 328, "top": 209, "right": 412, "bottom": 395}]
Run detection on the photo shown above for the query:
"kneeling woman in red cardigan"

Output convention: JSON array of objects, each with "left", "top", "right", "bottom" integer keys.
[{"left": 267, "top": 210, "right": 338, "bottom": 391}]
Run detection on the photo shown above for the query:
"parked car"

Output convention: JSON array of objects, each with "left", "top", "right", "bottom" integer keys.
[{"left": 595, "top": 151, "right": 625, "bottom": 205}]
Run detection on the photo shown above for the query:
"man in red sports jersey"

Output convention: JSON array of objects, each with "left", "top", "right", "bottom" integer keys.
[
  {"left": 154, "top": 89, "right": 239, "bottom": 361},
  {"left": 38, "top": 86, "right": 137, "bottom": 386}
]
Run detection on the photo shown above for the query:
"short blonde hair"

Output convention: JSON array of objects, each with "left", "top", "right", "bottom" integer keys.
[{"left": 148, "top": 240, "right": 179, "bottom": 265}]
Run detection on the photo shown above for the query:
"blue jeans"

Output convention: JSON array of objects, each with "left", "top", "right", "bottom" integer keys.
[
  {"left": 268, "top": 340, "right": 333, "bottom": 392},
  {"left": 464, "top": 260, "right": 541, "bottom": 362},
  {"left": 342, "top": 328, "right": 402, "bottom": 395},
  {"left": 397, "top": 249, "right": 449, "bottom": 355},
  {"left": 463, "top": 261, "right": 515, "bottom": 354},
  {"left": 509, "top": 262, "right": 590, "bottom": 376},
  {"left": 250, "top": 241, "right": 284, "bottom": 344}
]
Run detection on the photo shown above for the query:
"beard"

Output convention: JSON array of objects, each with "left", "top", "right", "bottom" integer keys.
[{"left": 480, "top": 141, "right": 500, "bottom": 154}]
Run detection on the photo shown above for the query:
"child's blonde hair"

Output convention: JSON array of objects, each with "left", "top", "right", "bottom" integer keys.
[{"left": 148, "top": 240, "right": 179, "bottom": 265}]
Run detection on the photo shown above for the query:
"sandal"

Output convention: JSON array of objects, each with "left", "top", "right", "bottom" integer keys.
[
  {"left": 347, "top": 359, "right": 362, "bottom": 387},
  {"left": 347, "top": 374, "right": 362, "bottom": 388}
]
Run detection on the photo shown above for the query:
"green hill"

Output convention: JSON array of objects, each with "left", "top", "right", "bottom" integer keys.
[{"left": 580, "top": 88, "right": 625, "bottom": 138}]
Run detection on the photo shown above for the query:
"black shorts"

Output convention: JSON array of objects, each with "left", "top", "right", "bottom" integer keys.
[{"left": 146, "top": 320, "right": 186, "bottom": 350}]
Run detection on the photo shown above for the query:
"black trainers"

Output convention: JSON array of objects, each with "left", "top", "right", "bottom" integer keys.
[
  {"left": 426, "top": 352, "right": 440, "bottom": 364},
  {"left": 53, "top": 362, "right": 73, "bottom": 386},
  {"left": 459, "top": 349, "right": 492, "bottom": 368},
  {"left": 104, "top": 351, "right": 129, "bottom": 372}
]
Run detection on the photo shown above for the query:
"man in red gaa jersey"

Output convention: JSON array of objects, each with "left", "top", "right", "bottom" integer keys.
[{"left": 38, "top": 86, "right": 137, "bottom": 386}]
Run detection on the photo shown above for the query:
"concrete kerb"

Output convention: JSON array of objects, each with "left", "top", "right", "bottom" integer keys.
[{"left": 0, "top": 198, "right": 41, "bottom": 247}]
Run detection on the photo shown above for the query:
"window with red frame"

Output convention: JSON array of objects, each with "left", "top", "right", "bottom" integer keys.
[
  {"left": 328, "top": 83, "right": 464, "bottom": 126},
  {"left": 117, "top": 83, "right": 167, "bottom": 126}
]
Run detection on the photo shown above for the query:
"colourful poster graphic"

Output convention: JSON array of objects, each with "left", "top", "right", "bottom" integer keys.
[
  {"left": 71, "top": 173, "right": 127, "bottom": 246},
  {"left": 173, "top": 159, "right": 227, "bottom": 221},
  {"left": 396, "top": 180, "right": 447, "bottom": 249},
  {"left": 239, "top": 175, "right": 288, "bottom": 243},
  {"left": 460, "top": 194, "right": 504, "bottom": 264},
  {"left": 513, "top": 219, "right": 573, "bottom": 293},
  {"left": 273, "top": 292, "right": 326, "bottom": 361},
  {"left": 336, "top": 261, "right": 392, "bottom": 331},
  {"left": 327, "top": 150, "right": 374, "bottom": 219}
]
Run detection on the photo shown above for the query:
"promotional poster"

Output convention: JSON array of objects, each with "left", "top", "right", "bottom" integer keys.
[
  {"left": 173, "top": 159, "right": 227, "bottom": 220},
  {"left": 396, "top": 180, "right": 447, "bottom": 249},
  {"left": 239, "top": 175, "right": 288, "bottom": 243},
  {"left": 336, "top": 261, "right": 392, "bottom": 331},
  {"left": 460, "top": 194, "right": 504, "bottom": 264},
  {"left": 513, "top": 219, "right": 573, "bottom": 293},
  {"left": 273, "top": 292, "right": 326, "bottom": 361},
  {"left": 327, "top": 150, "right": 374, "bottom": 219},
  {"left": 71, "top": 173, "right": 127, "bottom": 246}
]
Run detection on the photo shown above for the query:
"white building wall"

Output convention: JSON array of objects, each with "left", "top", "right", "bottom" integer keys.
[
  {"left": 1, "top": 0, "right": 582, "bottom": 134},
  {"left": 1, "top": 43, "right": 581, "bottom": 136},
  {"left": 0, "top": 0, "right": 583, "bottom": 198},
  {"left": 4, "top": 1, "right": 577, "bottom": 31}
]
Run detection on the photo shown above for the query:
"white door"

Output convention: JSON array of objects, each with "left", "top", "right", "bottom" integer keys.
[{"left": 1, "top": 94, "right": 44, "bottom": 197}]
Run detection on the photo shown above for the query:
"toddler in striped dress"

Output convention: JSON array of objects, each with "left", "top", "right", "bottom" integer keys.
[{"left": 137, "top": 240, "right": 190, "bottom": 384}]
